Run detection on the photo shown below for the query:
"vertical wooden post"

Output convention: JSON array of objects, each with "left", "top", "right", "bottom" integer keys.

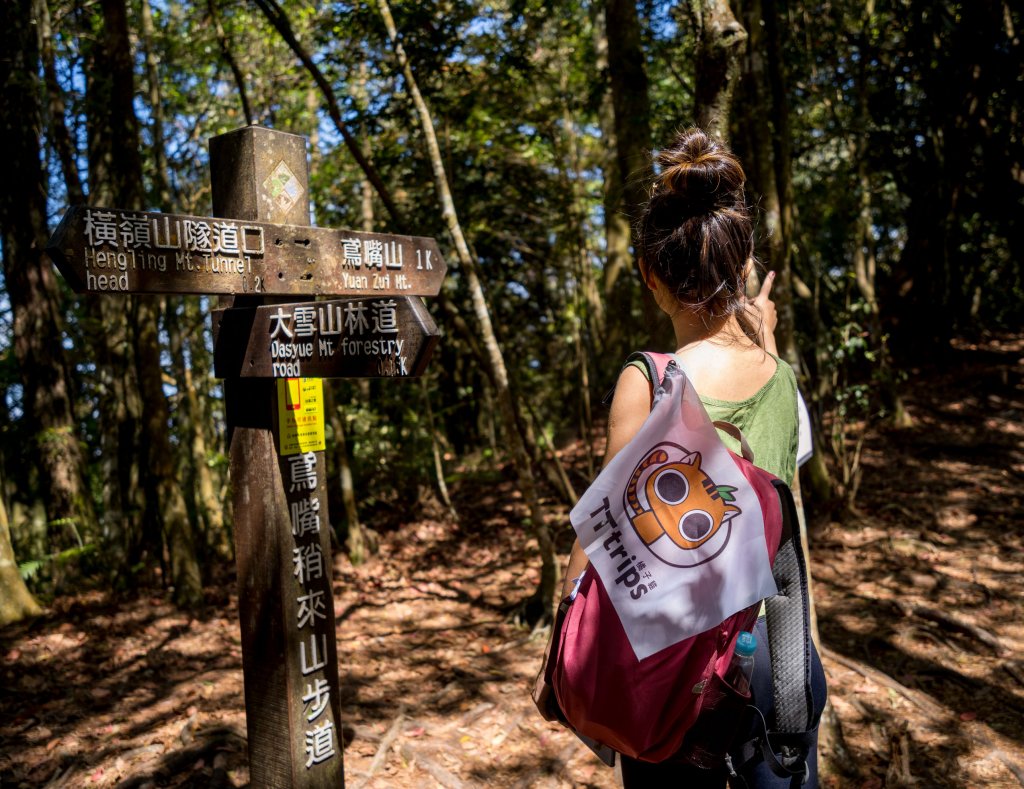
[{"left": 211, "top": 126, "right": 345, "bottom": 788}]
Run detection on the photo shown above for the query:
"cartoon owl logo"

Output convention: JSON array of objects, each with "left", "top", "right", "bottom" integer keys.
[{"left": 624, "top": 442, "right": 740, "bottom": 567}]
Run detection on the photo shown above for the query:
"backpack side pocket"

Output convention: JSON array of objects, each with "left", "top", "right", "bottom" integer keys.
[{"left": 677, "top": 670, "right": 753, "bottom": 768}]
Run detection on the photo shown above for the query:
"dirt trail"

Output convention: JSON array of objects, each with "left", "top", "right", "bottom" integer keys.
[{"left": 1, "top": 335, "right": 1022, "bottom": 788}]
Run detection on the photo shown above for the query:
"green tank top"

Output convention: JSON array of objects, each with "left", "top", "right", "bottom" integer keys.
[
  {"left": 697, "top": 355, "right": 799, "bottom": 484},
  {"left": 630, "top": 353, "right": 799, "bottom": 484}
]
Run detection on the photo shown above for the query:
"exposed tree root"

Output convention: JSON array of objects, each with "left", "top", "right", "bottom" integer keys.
[{"left": 823, "top": 647, "right": 1024, "bottom": 787}]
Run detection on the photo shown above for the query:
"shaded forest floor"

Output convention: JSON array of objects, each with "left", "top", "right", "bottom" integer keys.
[{"left": 2, "top": 334, "right": 1023, "bottom": 788}]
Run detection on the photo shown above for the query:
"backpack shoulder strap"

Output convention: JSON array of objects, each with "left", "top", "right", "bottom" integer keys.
[
  {"left": 625, "top": 351, "right": 673, "bottom": 383},
  {"left": 624, "top": 351, "right": 675, "bottom": 405},
  {"left": 766, "top": 480, "right": 815, "bottom": 737},
  {"left": 732, "top": 479, "right": 815, "bottom": 786}
]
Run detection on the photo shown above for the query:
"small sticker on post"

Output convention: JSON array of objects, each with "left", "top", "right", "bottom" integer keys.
[{"left": 277, "top": 378, "right": 326, "bottom": 456}]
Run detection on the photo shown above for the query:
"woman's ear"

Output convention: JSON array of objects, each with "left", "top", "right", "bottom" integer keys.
[{"left": 638, "top": 259, "right": 657, "bottom": 292}]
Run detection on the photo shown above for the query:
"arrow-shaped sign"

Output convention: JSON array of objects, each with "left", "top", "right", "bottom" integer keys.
[
  {"left": 212, "top": 297, "right": 439, "bottom": 379},
  {"left": 46, "top": 205, "right": 447, "bottom": 297}
]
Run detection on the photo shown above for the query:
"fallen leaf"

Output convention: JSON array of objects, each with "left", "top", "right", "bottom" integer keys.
[
  {"left": 404, "top": 726, "right": 425, "bottom": 737},
  {"left": 959, "top": 711, "right": 977, "bottom": 721}
]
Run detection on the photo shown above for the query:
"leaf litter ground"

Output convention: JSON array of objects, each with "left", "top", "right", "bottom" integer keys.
[{"left": 1, "top": 335, "right": 1022, "bottom": 788}]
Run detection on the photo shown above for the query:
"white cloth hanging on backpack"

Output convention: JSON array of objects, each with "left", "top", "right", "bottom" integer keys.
[{"left": 570, "top": 360, "right": 777, "bottom": 660}]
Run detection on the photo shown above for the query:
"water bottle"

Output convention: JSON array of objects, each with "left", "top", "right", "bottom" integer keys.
[
  {"left": 681, "top": 631, "right": 757, "bottom": 768},
  {"left": 726, "top": 630, "right": 757, "bottom": 695}
]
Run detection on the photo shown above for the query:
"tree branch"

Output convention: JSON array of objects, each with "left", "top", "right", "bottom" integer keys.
[
  {"left": 252, "top": 0, "right": 407, "bottom": 230},
  {"left": 207, "top": 0, "right": 253, "bottom": 126}
]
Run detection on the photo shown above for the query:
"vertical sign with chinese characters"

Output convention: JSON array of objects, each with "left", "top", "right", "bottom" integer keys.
[{"left": 280, "top": 445, "right": 342, "bottom": 774}]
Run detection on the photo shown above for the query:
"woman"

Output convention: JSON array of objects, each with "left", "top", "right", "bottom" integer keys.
[{"left": 557, "top": 127, "right": 826, "bottom": 787}]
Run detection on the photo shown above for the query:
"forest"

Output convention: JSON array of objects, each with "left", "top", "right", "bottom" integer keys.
[{"left": 1, "top": 0, "right": 1022, "bottom": 787}]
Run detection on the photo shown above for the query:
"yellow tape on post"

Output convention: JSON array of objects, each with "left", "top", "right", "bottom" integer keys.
[{"left": 277, "top": 377, "right": 326, "bottom": 456}]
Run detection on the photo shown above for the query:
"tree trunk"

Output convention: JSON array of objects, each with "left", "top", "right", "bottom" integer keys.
[
  {"left": 560, "top": 61, "right": 605, "bottom": 363},
  {"left": 605, "top": 0, "right": 663, "bottom": 350},
  {"left": 2, "top": 0, "right": 98, "bottom": 559},
  {"left": 35, "top": 0, "right": 83, "bottom": 203},
  {"left": 376, "top": 0, "right": 557, "bottom": 624},
  {"left": 760, "top": 0, "right": 799, "bottom": 369},
  {"left": 167, "top": 300, "right": 228, "bottom": 562},
  {"left": 135, "top": 303, "right": 205, "bottom": 607},
  {"left": 606, "top": 0, "right": 653, "bottom": 224},
  {"left": 165, "top": 300, "right": 202, "bottom": 545},
  {"left": 802, "top": 255, "right": 837, "bottom": 512},
  {"left": 94, "top": 0, "right": 204, "bottom": 607},
  {"left": 421, "top": 379, "right": 456, "bottom": 520},
  {"left": 592, "top": 4, "right": 634, "bottom": 362},
  {"left": 142, "top": 0, "right": 210, "bottom": 566},
  {"left": 691, "top": 0, "right": 748, "bottom": 140},
  {"left": 847, "top": 0, "right": 912, "bottom": 428},
  {"left": 80, "top": 0, "right": 147, "bottom": 573},
  {"left": 140, "top": 0, "right": 171, "bottom": 207},
  {"left": 183, "top": 299, "right": 229, "bottom": 558},
  {"left": 558, "top": 70, "right": 598, "bottom": 467},
  {"left": 0, "top": 461, "right": 42, "bottom": 626},
  {"left": 324, "top": 384, "right": 367, "bottom": 564}
]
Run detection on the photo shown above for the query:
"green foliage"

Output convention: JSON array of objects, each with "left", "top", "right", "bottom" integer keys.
[
  {"left": 19, "top": 543, "right": 98, "bottom": 584},
  {"left": 4, "top": 0, "right": 1021, "bottom": 588}
]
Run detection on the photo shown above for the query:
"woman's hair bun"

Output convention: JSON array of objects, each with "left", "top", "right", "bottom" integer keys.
[
  {"left": 637, "top": 127, "right": 754, "bottom": 318},
  {"left": 653, "top": 128, "right": 746, "bottom": 216}
]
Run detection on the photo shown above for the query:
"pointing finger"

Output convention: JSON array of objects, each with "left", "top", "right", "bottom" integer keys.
[{"left": 758, "top": 270, "right": 776, "bottom": 300}]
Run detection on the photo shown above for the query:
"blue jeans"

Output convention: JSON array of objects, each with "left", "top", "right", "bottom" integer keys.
[{"left": 620, "top": 618, "right": 828, "bottom": 789}]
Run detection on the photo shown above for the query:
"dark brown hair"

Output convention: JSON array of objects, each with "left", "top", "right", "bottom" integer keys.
[{"left": 637, "top": 128, "right": 754, "bottom": 319}]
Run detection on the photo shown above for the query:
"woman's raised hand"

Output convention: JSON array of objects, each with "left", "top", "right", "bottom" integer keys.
[{"left": 745, "top": 271, "right": 778, "bottom": 355}]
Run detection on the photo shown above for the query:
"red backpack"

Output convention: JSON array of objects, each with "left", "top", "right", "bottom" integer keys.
[{"left": 534, "top": 352, "right": 808, "bottom": 768}]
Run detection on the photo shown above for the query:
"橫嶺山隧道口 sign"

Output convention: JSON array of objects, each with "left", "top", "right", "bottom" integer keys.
[
  {"left": 212, "top": 296, "right": 439, "bottom": 379},
  {"left": 45, "top": 205, "right": 446, "bottom": 297}
]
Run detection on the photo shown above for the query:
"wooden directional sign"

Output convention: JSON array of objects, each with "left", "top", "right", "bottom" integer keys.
[
  {"left": 212, "top": 296, "right": 439, "bottom": 379},
  {"left": 45, "top": 205, "right": 447, "bottom": 298}
]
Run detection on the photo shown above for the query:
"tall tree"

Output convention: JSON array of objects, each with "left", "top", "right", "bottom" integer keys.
[
  {"left": 736, "top": 0, "right": 799, "bottom": 368},
  {"left": 78, "top": 0, "right": 147, "bottom": 571},
  {"left": 1, "top": 0, "right": 97, "bottom": 565},
  {"left": 884, "top": 0, "right": 1022, "bottom": 355},
  {"left": 0, "top": 463, "right": 40, "bottom": 626},
  {"left": 690, "top": 0, "right": 747, "bottom": 140},
  {"left": 604, "top": 0, "right": 657, "bottom": 350},
  {"left": 87, "top": 0, "right": 203, "bottom": 607},
  {"left": 375, "top": 0, "right": 558, "bottom": 622},
  {"left": 606, "top": 0, "right": 652, "bottom": 226}
]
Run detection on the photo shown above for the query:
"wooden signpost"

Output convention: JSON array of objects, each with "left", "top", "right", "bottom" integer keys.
[{"left": 46, "top": 125, "right": 446, "bottom": 788}]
